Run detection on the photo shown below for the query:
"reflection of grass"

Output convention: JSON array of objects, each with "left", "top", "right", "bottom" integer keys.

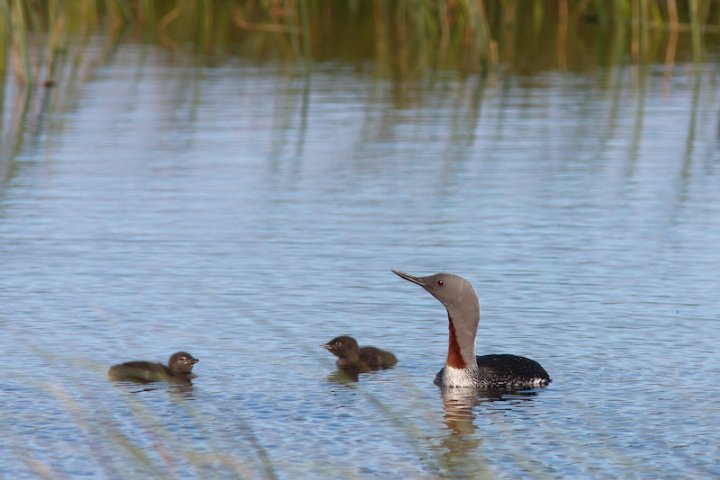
[
  {"left": 2, "top": 0, "right": 709, "bottom": 192},
  {"left": 1, "top": 1, "right": 718, "bottom": 84}
]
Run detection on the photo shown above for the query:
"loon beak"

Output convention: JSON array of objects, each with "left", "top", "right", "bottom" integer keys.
[
  {"left": 392, "top": 269, "right": 426, "bottom": 287},
  {"left": 320, "top": 343, "right": 331, "bottom": 350}
]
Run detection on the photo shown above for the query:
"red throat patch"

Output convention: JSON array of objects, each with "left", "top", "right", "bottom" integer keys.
[{"left": 447, "top": 316, "right": 467, "bottom": 368}]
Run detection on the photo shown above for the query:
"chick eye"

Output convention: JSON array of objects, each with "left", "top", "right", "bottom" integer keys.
[{"left": 437, "top": 280, "right": 444, "bottom": 286}]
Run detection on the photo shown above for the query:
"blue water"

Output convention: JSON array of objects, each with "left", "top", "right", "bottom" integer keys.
[{"left": 1, "top": 44, "right": 719, "bottom": 478}]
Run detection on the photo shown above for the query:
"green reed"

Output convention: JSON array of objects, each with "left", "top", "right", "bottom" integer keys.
[{"left": 1, "top": 0, "right": 719, "bottom": 85}]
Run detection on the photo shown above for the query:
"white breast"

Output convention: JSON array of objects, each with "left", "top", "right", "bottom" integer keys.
[{"left": 442, "top": 365, "right": 479, "bottom": 388}]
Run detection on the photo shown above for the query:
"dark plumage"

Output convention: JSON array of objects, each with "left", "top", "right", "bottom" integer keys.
[
  {"left": 108, "top": 351, "right": 199, "bottom": 384},
  {"left": 434, "top": 354, "right": 550, "bottom": 388},
  {"left": 321, "top": 336, "right": 397, "bottom": 371}
]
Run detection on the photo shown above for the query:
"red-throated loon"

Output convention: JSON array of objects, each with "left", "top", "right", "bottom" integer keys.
[
  {"left": 392, "top": 270, "right": 550, "bottom": 390},
  {"left": 321, "top": 336, "right": 397, "bottom": 371},
  {"left": 108, "top": 351, "right": 199, "bottom": 383}
]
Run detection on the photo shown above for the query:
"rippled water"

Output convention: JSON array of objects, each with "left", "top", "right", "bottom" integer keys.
[{"left": 1, "top": 44, "right": 719, "bottom": 479}]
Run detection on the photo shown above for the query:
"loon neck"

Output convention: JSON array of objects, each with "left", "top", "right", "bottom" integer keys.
[
  {"left": 446, "top": 316, "right": 468, "bottom": 368},
  {"left": 343, "top": 349, "right": 360, "bottom": 363},
  {"left": 443, "top": 300, "right": 481, "bottom": 388},
  {"left": 445, "top": 298, "right": 479, "bottom": 369}
]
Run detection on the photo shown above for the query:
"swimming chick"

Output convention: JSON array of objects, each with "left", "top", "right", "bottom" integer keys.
[
  {"left": 321, "top": 336, "right": 397, "bottom": 371},
  {"left": 392, "top": 270, "right": 551, "bottom": 390},
  {"left": 108, "top": 351, "right": 199, "bottom": 383}
]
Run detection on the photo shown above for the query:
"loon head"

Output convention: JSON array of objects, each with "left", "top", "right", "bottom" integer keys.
[
  {"left": 392, "top": 270, "right": 480, "bottom": 368},
  {"left": 391, "top": 271, "right": 476, "bottom": 309},
  {"left": 321, "top": 336, "right": 359, "bottom": 359},
  {"left": 168, "top": 352, "right": 199, "bottom": 375}
]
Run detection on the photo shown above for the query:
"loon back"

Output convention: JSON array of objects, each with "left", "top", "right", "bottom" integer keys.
[{"left": 434, "top": 354, "right": 551, "bottom": 389}]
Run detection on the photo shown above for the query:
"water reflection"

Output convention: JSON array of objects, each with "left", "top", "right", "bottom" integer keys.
[
  {"left": 110, "top": 381, "right": 195, "bottom": 397},
  {"left": 437, "top": 387, "right": 485, "bottom": 478},
  {"left": 168, "top": 383, "right": 196, "bottom": 399},
  {"left": 326, "top": 367, "right": 360, "bottom": 384},
  {"left": 437, "top": 387, "right": 542, "bottom": 478},
  {"left": 1, "top": 15, "right": 719, "bottom": 478},
  {"left": 325, "top": 365, "right": 400, "bottom": 384}
]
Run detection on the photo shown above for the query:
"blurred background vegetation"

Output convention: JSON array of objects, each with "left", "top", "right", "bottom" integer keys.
[{"left": 1, "top": 0, "right": 719, "bottom": 87}]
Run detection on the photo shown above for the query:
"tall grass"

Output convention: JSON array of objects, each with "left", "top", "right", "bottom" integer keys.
[{"left": 1, "top": 0, "right": 719, "bottom": 85}]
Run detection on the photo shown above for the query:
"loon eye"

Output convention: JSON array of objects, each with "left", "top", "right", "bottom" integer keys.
[{"left": 437, "top": 280, "right": 444, "bottom": 287}]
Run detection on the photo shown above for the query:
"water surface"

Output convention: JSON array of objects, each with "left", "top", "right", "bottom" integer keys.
[{"left": 1, "top": 42, "right": 719, "bottom": 478}]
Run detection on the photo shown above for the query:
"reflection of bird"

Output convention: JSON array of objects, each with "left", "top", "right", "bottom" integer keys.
[
  {"left": 442, "top": 388, "right": 481, "bottom": 434},
  {"left": 108, "top": 351, "right": 199, "bottom": 383},
  {"left": 321, "top": 336, "right": 397, "bottom": 371},
  {"left": 326, "top": 367, "right": 360, "bottom": 384},
  {"left": 392, "top": 270, "right": 551, "bottom": 389},
  {"left": 436, "top": 388, "right": 486, "bottom": 477},
  {"left": 437, "top": 388, "right": 540, "bottom": 477}
]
